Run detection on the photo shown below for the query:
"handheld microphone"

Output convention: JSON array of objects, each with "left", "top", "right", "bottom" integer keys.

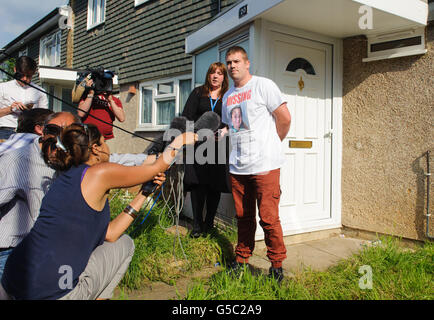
[
  {"left": 141, "top": 116, "right": 189, "bottom": 195},
  {"left": 144, "top": 116, "right": 189, "bottom": 155},
  {"left": 194, "top": 111, "right": 221, "bottom": 143},
  {"left": 194, "top": 111, "right": 221, "bottom": 132},
  {"left": 140, "top": 112, "right": 220, "bottom": 196}
]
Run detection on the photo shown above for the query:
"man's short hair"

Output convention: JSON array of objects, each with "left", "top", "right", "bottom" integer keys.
[
  {"left": 15, "top": 56, "right": 37, "bottom": 75},
  {"left": 17, "top": 108, "right": 54, "bottom": 133},
  {"left": 225, "top": 46, "right": 248, "bottom": 61},
  {"left": 44, "top": 111, "right": 81, "bottom": 127}
]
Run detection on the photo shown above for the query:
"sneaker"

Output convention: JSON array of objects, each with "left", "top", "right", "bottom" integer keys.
[
  {"left": 227, "top": 260, "right": 249, "bottom": 275},
  {"left": 189, "top": 230, "right": 202, "bottom": 239},
  {"left": 203, "top": 226, "right": 217, "bottom": 236},
  {"left": 268, "top": 267, "right": 284, "bottom": 283}
]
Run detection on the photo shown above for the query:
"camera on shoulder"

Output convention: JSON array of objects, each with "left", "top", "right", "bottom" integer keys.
[{"left": 72, "top": 67, "right": 115, "bottom": 102}]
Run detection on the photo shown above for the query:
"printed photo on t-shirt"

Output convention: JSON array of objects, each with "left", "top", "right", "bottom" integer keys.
[{"left": 229, "top": 104, "right": 249, "bottom": 133}]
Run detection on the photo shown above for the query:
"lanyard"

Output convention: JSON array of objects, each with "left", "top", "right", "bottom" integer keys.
[{"left": 209, "top": 96, "right": 219, "bottom": 112}]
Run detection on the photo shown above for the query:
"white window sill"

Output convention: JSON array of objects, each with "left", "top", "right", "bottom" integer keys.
[
  {"left": 135, "top": 125, "right": 169, "bottom": 132},
  {"left": 87, "top": 21, "right": 105, "bottom": 31}
]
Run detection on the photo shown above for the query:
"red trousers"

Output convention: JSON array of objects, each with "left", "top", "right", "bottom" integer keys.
[{"left": 230, "top": 169, "right": 287, "bottom": 268}]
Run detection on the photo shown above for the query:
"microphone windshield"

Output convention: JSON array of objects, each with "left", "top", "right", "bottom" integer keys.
[
  {"left": 169, "top": 116, "right": 188, "bottom": 133},
  {"left": 194, "top": 111, "right": 221, "bottom": 132},
  {"left": 145, "top": 116, "right": 189, "bottom": 155}
]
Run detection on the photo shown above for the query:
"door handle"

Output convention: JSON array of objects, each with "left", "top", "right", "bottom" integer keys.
[{"left": 324, "top": 129, "right": 334, "bottom": 139}]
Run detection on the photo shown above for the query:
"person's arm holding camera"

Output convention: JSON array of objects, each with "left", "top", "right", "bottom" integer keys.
[
  {"left": 106, "top": 94, "right": 125, "bottom": 123},
  {"left": 77, "top": 79, "right": 95, "bottom": 118}
]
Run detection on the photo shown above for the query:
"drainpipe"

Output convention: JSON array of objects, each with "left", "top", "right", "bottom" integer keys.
[{"left": 425, "top": 150, "right": 433, "bottom": 240}]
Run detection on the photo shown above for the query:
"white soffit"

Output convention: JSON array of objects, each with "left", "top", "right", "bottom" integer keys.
[
  {"left": 185, "top": 0, "right": 284, "bottom": 53},
  {"left": 354, "top": 0, "right": 428, "bottom": 26},
  {"left": 186, "top": 0, "right": 428, "bottom": 53},
  {"left": 39, "top": 67, "right": 77, "bottom": 86},
  {"left": 260, "top": 0, "right": 428, "bottom": 39}
]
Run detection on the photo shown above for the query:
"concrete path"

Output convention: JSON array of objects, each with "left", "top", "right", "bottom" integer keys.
[{"left": 248, "top": 235, "right": 369, "bottom": 276}]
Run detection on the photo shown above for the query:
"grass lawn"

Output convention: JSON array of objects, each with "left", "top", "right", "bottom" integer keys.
[
  {"left": 184, "top": 237, "right": 433, "bottom": 300},
  {"left": 110, "top": 189, "right": 433, "bottom": 300},
  {"left": 109, "top": 189, "right": 237, "bottom": 290}
]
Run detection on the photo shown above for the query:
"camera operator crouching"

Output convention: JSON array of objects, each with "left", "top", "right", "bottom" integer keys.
[{"left": 75, "top": 69, "right": 125, "bottom": 141}]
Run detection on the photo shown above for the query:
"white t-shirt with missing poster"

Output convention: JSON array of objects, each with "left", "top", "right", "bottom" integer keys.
[{"left": 222, "top": 75, "right": 286, "bottom": 175}]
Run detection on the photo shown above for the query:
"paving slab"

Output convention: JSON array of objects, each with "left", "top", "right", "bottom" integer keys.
[{"left": 249, "top": 236, "right": 369, "bottom": 275}]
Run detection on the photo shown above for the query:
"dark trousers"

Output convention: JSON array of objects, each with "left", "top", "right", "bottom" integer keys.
[
  {"left": 190, "top": 185, "right": 221, "bottom": 233},
  {"left": 230, "top": 169, "right": 287, "bottom": 268},
  {"left": 0, "top": 127, "right": 15, "bottom": 140}
]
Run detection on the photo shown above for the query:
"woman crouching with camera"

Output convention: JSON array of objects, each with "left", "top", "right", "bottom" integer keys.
[{"left": 0, "top": 123, "right": 197, "bottom": 300}]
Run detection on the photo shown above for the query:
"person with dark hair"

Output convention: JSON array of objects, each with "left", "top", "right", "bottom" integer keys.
[
  {"left": 0, "top": 108, "right": 53, "bottom": 157},
  {"left": 0, "top": 124, "right": 197, "bottom": 300},
  {"left": 221, "top": 46, "right": 291, "bottom": 283},
  {"left": 0, "top": 56, "right": 48, "bottom": 140},
  {"left": 182, "top": 62, "right": 231, "bottom": 238}
]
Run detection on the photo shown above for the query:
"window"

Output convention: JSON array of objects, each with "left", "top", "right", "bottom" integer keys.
[
  {"left": 42, "top": 84, "right": 75, "bottom": 113},
  {"left": 286, "top": 58, "right": 316, "bottom": 75},
  {"left": 18, "top": 47, "right": 28, "bottom": 57},
  {"left": 87, "top": 0, "right": 106, "bottom": 29},
  {"left": 218, "top": 31, "right": 249, "bottom": 88},
  {"left": 135, "top": 0, "right": 150, "bottom": 7},
  {"left": 139, "top": 76, "right": 192, "bottom": 129},
  {"left": 364, "top": 27, "right": 427, "bottom": 62},
  {"left": 39, "top": 31, "right": 61, "bottom": 67},
  {"left": 194, "top": 45, "right": 218, "bottom": 87}
]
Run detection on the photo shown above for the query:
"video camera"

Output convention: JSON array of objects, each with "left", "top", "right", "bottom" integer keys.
[{"left": 72, "top": 67, "right": 115, "bottom": 102}]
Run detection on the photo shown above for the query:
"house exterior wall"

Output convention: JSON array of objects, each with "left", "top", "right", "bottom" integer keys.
[
  {"left": 341, "top": 22, "right": 434, "bottom": 241},
  {"left": 8, "top": 25, "right": 63, "bottom": 86},
  {"left": 70, "top": 0, "right": 237, "bottom": 153}
]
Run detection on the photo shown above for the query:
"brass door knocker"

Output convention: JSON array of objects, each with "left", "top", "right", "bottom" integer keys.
[{"left": 298, "top": 76, "right": 304, "bottom": 92}]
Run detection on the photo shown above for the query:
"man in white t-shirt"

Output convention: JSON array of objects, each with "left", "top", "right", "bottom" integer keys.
[
  {"left": 221, "top": 46, "right": 291, "bottom": 282},
  {"left": 0, "top": 56, "right": 48, "bottom": 140}
]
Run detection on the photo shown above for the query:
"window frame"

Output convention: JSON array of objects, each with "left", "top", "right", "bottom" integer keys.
[
  {"left": 87, "top": 0, "right": 106, "bottom": 30},
  {"left": 137, "top": 75, "right": 192, "bottom": 131},
  {"left": 39, "top": 31, "right": 62, "bottom": 67}
]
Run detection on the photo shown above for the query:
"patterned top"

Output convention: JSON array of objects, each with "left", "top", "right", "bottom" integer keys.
[
  {"left": 0, "top": 138, "right": 56, "bottom": 248},
  {"left": 0, "top": 133, "right": 39, "bottom": 157}
]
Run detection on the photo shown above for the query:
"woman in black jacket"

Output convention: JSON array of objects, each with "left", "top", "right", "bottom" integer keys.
[{"left": 182, "top": 62, "right": 230, "bottom": 238}]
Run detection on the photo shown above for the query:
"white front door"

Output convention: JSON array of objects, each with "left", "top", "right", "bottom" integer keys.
[{"left": 257, "top": 32, "right": 334, "bottom": 238}]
